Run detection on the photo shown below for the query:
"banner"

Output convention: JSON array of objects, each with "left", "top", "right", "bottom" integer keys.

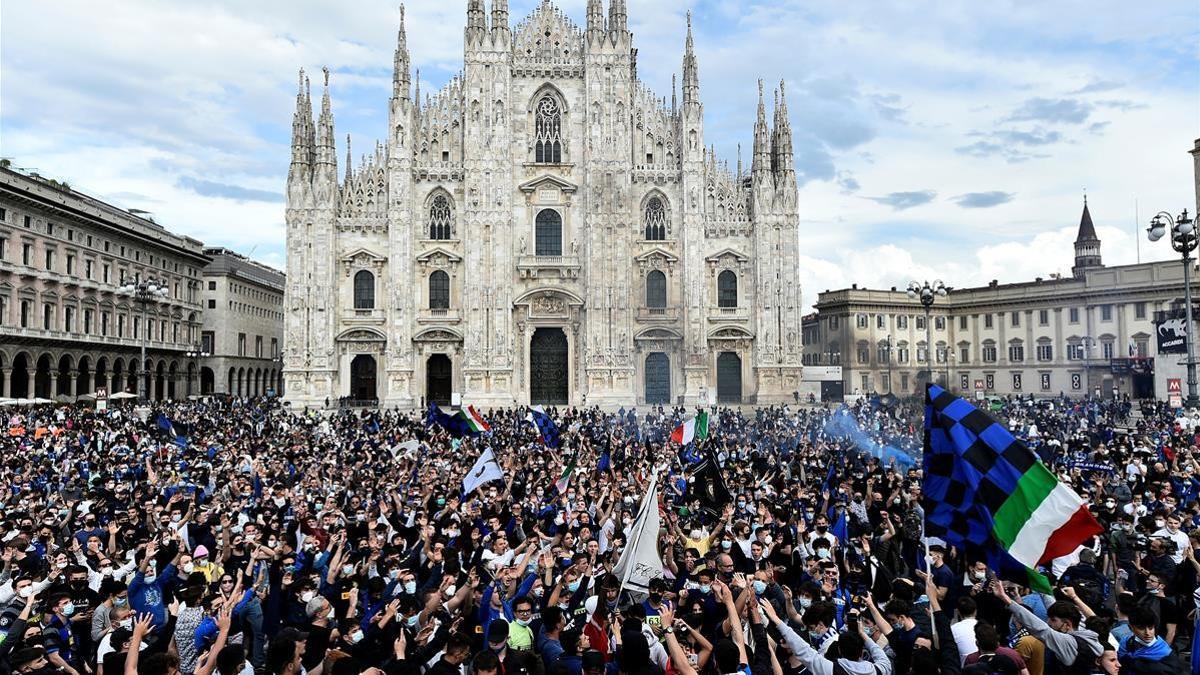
[
  {"left": 613, "top": 471, "right": 664, "bottom": 594},
  {"left": 1156, "top": 317, "right": 1190, "bottom": 354}
]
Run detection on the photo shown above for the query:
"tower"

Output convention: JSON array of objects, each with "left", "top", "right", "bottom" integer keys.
[
  {"left": 679, "top": 11, "right": 709, "bottom": 402},
  {"left": 1072, "top": 196, "right": 1103, "bottom": 278}
]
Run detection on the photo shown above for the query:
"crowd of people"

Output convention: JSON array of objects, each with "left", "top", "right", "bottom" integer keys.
[{"left": 0, "top": 391, "right": 1196, "bottom": 675}]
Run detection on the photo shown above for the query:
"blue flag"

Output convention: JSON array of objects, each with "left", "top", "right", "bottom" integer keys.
[
  {"left": 598, "top": 449, "right": 611, "bottom": 473},
  {"left": 830, "top": 510, "right": 849, "bottom": 543},
  {"left": 155, "top": 414, "right": 188, "bottom": 448},
  {"left": 526, "top": 407, "right": 560, "bottom": 449},
  {"left": 425, "top": 403, "right": 474, "bottom": 438}
]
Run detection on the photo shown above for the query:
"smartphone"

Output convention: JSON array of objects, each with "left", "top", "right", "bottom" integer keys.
[{"left": 846, "top": 612, "right": 859, "bottom": 632}]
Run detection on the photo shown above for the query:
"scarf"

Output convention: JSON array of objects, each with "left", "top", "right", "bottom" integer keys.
[{"left": 1118, "top": 635, "right": 1172, "bottom": 661}]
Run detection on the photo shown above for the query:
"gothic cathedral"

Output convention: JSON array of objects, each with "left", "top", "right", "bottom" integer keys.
[{"left": 283, "top": 0, "right": 803, "bottom": 408}]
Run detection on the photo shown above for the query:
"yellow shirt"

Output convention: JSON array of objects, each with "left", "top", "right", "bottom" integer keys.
[
  {"left": 684, "top": 536, "right": 711, "bottom": 556},
  {"left": 508, "top": 621, "right": 534, "bottom": 651}
]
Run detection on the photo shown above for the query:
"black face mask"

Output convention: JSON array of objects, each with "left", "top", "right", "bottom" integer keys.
[{"left": 648, "top": 593, "right": 663, "bottom": 604}]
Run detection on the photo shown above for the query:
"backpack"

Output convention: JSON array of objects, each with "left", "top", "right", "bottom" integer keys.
[{"left": 963, "top": 653, "right": 1016, "bottom": 675}]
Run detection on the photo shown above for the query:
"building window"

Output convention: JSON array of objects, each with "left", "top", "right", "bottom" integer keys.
[
  {"left": 117, "top": 315, "right": 125, "bottom": 338},
  {"left": 429, "top": 194, "right": 453, "bottom": 240},
  {"left": 1036, "top": 343, "right": 1053, "bottom": 361},
  {"left": 1100, "top": 304, "right": 1112, "bottom": 321},
  {"left": 45, "top": 250, "right": 54, "bottom": 271},
  {"left": 861, "top": 374, "right": 870, "bottom": 392},
  {"left": 1101, "top": 340, "right": 1114, "bottom": 359},
  {"left": 1135, "top": 339, "right": 1149, "bottom": 358},
  {"left": 0, "top": 236, "right": 6, "bottom": 261},
  {"left": 64, "top": 307, "right": 75, "bottom": 332},
  {"left": 1008, "top": 342, "right": 1025, "bottom": 362},
  {"left": 877, "top": 314, "right": 886, "bottom": 330},
  {"left": 936, "top": 343, "right": 947, "bottom": 363},
  {"left": 1134, "top": 302, "right": 1146, "bottom": 319},
  {"left": 208, "top": 281, "right": 216, "bottom": 291},
  {"left": 935, "top": 316, "right": 945, "bottom": 330},
  {"left": 238, "top": 333, "right": 246, "bottom": 356},
  {"left": 21, "top": 243, "right": 31, "bottom": 265},
  {"left": 20, "top": 300, "right": 30, "bottom": 328},
  {"left": 271, "top": 337, "right": 279, "bottom": 358},
  {"left": 1069, "top": 307, "right": 1079, "bottom": 323},
  {"left": 829, "top": 316, "right": 839, "bottom": 331},
  {"left": 201, "top": 331, "right": 215, "bottom": 354},
  {"left": 83, "top": 309, "right": 93, "bottom": 334},
  {"left": 897, "top": 346, "right": 909, "bottom": 363},
  {"left": 207, "top": 299, "right": 216, "bottom": 309},
  {"left": 717, "top": 271, "right": 738, "bottom": 308},
  {"left": 429, "top": 270, "right": 450, "bottom": 310},
  {"left": 1011, "top": 311, "right": 1020, "bottom": 327},
  {"left": 982, "top": 342, "right": 998, "bottom": 363},
  {"left": 255, "top": 335, "right": 263, "bottom": 358},
  {"left": 43, "top": 303, "right": 53, "bottom": 330},
  {"left": 103, "top": 264, "right": 111, "bottom": 283},
  {"left": 101, "top": 313, "right": 109, "bottom": 336},
  {"left": 644, "top": 197, "right": 667, "bottom": 240},
  {"left": 66, "top": 255, "right": 75, "bottom": 275},
  {"left": 1039, "top": 309, "right": 1049, "bottom": 326},
  {"left": 85, "top": 260, "right": 93, "bottom": 279},
  {"left": 915, "top": 315, "right": 926, "bottom": 330},
  {"left": 646, "top": 270, "right": 667, "bottom": 308},
  {"left": 897, "top": 315, "right": 907, "bottom": 329},
  {"left": 353, "top": 270, "right": 375, "bottom": 310},
  {"left": 535, "top": 209, "right": 563, "bottom": 256},
  {"left": 901, "top": 373, "right": 909, "bottom": 391},
  {"left": 877, "top": 343, "right": 890, "bottom": 363},
  {"left": 960, "top": 346, "right": 969, "bottom": 362},
  {"left": 857, "top": 346, "right": 870, "bottom": 364},
  {"left": 855, "top": 314, "right": 867, "bottom": 329},
  {"left": 534, "top": 95, "right": 563, "bottom": 163},
  {"left": 984, "top": 314, "right": 994, "bottom": 329},
  {"left": 916, "top": 345, "right": 928, "bottom": 363}
]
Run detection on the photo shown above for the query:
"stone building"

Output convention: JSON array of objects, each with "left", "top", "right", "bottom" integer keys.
[
  {"left": 805, "top": 198, "right": 1197, "bottom": 399},
  {"left": 283, "top": 0, "right": 804, "bottom": 408},
  {"left": 199, "top": 247, "right": 286, "bottom": 397},
  {"left": 0, "top": 166, "right": 209, "bottom": 400}
]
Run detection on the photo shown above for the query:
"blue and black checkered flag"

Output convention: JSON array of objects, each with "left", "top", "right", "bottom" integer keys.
[{"left": 924, "top": 384, "right": 1101, "bottom": 594}]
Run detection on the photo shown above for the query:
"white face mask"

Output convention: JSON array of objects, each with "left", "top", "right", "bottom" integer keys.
[
  {"left": 348, "top": 630, "right": 364, "bottom": 644},
  {"left": 17, "top": 587, "right": 32, "bottom": 599},
  {"left": 301, "top": 590, "right": 315, "bottom": 603},
  {"left": 183, "top": 563, "right": 195, "bottom": 575}
]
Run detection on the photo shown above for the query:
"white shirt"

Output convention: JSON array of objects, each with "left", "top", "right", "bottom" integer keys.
[
  {"left": 951, "top": 618, "right": 979, "bottom": 665},
  {"left": 1153, "top": 527, "right": 1189, "bottom": 564}
]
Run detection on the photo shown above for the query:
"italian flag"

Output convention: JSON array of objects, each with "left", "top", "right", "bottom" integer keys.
[
  {"left": 555, "top": 455, "right": 577, "bottom": 494},
  {"left": 461, "top": 405, "right": 491, "bottom": 433},
  {"left": 671, "top": 410, "right": 710, "bottom": 445},
  {"left": 993, "top": 461, "right": 1102, "bottom": 591}
]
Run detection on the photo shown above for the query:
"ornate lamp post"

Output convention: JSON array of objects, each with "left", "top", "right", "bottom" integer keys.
[
  {"left": 1147, "top": 209, "right": 1199, "bottom": 407},
  {"left": 119, "top": 276, "right": 169, "bottom": 401},
  {"left": 908, "top": 280, "right": 947, "bottom": 387},
  {"left": 185, "top": 342, "right": 211, "bottom": 398}
]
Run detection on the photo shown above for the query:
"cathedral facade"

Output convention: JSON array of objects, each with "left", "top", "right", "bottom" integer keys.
[{"left": 283, "top": 0, "right": 803, "bottom": 409}]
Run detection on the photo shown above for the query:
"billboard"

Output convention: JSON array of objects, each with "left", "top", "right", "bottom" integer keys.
[{"left": 1156, "top": 317, "right": 1190, "bottom": 354}]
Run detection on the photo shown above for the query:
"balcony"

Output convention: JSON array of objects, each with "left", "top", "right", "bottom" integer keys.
[
  {"left": 710, "top": 306, "right": 749, "bottom": 322},
  {"left": 343, "top": 308, "right": 386, "bottom": 325},
  {"left": 636, "top": 307, "right": 680, "bottom": 322},
  {"left": 417, "top": 308, "right": 461, "bottom": 324},
  {"left": 516, "top": 255, "right": 581, "bottom": 280}
]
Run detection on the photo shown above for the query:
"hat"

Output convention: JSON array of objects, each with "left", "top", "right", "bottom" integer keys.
[
  {"left": 193, "top": 545, "right": 209, "bottom": 559},
  {"left": 584, "top": 596, "right": 599, "bottom": 617},
  {"left": 10, "top": 646, "right": 45, "bottom": 667},
  {"left": 488, "top": 619, "right": 510, "bottom": 642}
]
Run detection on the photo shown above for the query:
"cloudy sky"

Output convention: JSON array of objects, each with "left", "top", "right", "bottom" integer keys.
[{"left": 3, "top": 0, "right": 1197, "bottom": 309}]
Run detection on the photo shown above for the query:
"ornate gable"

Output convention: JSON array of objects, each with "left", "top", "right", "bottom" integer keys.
[
  {"left": 415, "top": 247, "right": 463, "bottom": 270},
  {"left": 518, "top": 174, "right": 578, "bottom": 195},
  {"left": 634, "top": 247, "right": 679, "bottom": 273},
  {"left": 513, "top": 2, "right": 584, "bottom": 66},
  {"left": 340, "top": 248, "right": 387, "bottom": 276}
]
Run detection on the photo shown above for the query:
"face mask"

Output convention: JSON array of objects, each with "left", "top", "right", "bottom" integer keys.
[
  {"left": 817, "top": 549, "right": 831, "bottom": 560},
  {"left": 737, "top": 501, "right": 746, "bottom": 509},
  {"left": 816, "top": 526, "right": 827, "bottom": 534},
  {"left": 267, "top": 539, "right": 279, "bottom": 548},
  {"left": 516, "top": 618, "right": 531, "bottom": 627},
  {"left": 144, "top": 574, "right": 157, "bottom": 584},
  {"left": 892, "top": 621, "right": 905, "bottom": 632},
  {"left": 274, "top": 497, "right": 287, "bottom": 508},
  {"left": 183, "top": 563, "right": 195, "bottom": 575},
  {"left": 567, "top": 580, "right": 581, "bottom": 593},
  {"left": 973, "top": 571, "right": 986, "bottom": 581},
  {"left": 56, "top": 561, "right": 69, "bottom": 570},
  {"left": 1105, "top": 501, "right": 1115, "bottom": 509},
  {"left": 698, "top": 584, "right": 711, "bottom": 594},
  {"left": 1155, "top": 519, "right": 1165, "bottom": 528},
  {"left": 17, "top": 587, "right": 32, "bottom": 599},
  {"left": 404, "top": 580, "right": 417, "bottom": 595},
  {"left": 798, "top": 597, "right": 812, "bottom": 609},
  {"left": 172, "top": 514, "right": 182, "bottom": 523},
  {"left": 342, "top": 565, "right": 355, "bottom": 577},
  {"left": 649, "top": 593, "right": 663, "bottom": 603},
  {"left": 446, "top": 529, "right": 460, "bottom": 538},
  {"left": 62, "top": 602, "right": 76, "bottom": 617},
  {"left": 753, "top": 580, "right": 767, "bottom": 595},
  {"left": 119, "top": 618, "right": 133, "bottom": 630},
  {"left": 721, "top": 540, "right": 732, "bottom": 551},
  {"left": 114, "top": 596, "right": 129, "bottom": 607},
  {"left": 532, "top": 587, "right": 544, "bottom": 598},
  {"left": 407, "top": 614, "right": 420, "bottom": 627},
  {"left": 348, "top": 630, "right": 364, "bottom": 644}
]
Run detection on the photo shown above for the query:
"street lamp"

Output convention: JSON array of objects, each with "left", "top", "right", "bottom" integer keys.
[
  {"left": 881, "top": 335, "right": 894, "bottom": 394},
  {"left": 908, "top": 280, "right": 948, "bottom": 387},
  {"left": 1080, "top": 335, "right": 1096, "bottom": 399},
  {"left": 1147, "top": 209, "right": 1199, "bottom": 407},
  {"left": 185, "top": 342, "right": 211, "bottom": 398},
  {"left": 119, "top": 276, "right": 169, "bottom": 401}
]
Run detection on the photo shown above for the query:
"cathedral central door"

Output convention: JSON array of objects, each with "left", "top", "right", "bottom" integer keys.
[
  {"left": 426, "top": 354, "right": 452, "bottom": 406},
  {"left": 644, "top": 353, "right": 671, "bottom": 404},
  {"left": 530, "top": 327, "right": 568, "bottom": 405},
  {"left": 350, "top": 354, "right": 377, "bottom": 402},
  {"left": 716, "top": 352, "right": 742, "bottom": 403}
]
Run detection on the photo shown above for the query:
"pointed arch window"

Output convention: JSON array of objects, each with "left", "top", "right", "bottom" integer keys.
[
  {"left": 717, "top": 271, "right": 738, "bottom": 308},
  {"left": 429, "top": 271, "right": 450, "bottom": 310},
  {"left": 534, "top": 96, "right": 563, "bottom": 164},
  {"left": 646, "top": 271, "right": 667, "bottom": 308},
  {"left": 429, "top": 194, "right": 453, "bottom": 240},
  {"left": 354, "top": 270, "right": 375, "bottom": 310},
  {"left": 644, "top": 197, "right": 667, "bottom": 240}
]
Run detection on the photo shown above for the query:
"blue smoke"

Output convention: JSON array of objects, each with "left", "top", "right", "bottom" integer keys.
[{"left": 823, "top": 408, "right": 918, "bottom": 468}]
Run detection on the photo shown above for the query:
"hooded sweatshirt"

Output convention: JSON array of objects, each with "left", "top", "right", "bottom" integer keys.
[
  {"left": 772, "top": 617, "right": 893, "bottom": 675},
  {"left": 1006, "top": 602, "right": 1102, "bottom": 670}
]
